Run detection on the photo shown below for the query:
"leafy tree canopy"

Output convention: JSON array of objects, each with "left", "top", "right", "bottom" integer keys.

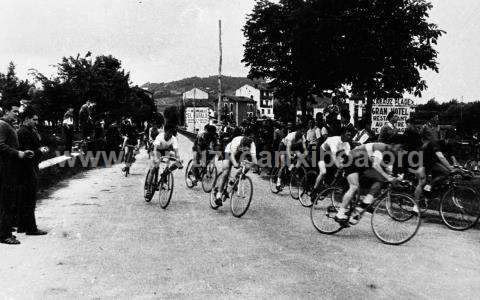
[{"left": 243, "top": 0, "right": 444, "bottom": 117}]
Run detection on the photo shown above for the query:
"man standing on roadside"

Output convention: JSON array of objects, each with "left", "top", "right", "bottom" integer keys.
[
  {"left": 17, "top": 107, "right": 48, "bottom": 236},
  {"left": 0, "top": 104, "right": 34, "bottom": 245}
]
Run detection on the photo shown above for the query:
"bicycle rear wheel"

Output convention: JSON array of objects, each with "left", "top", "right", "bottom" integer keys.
[
  {"left": 440, "top": 185, "right": 480, "bottom": 231},
  {"left": 289, "top": 167, "right": 305, "bottom": 200},
  {"left": 310, "top": 187, "right": 344, "bottom": 234},
  {"left": 202, "top": 162, "right": 217, "bottom": 193},
  {"left": 230, "top": 176, "right": 253, "bottom": 218},
  {"left": 371, "top": 194, "right": 420, "bottom": 245},
  {"left": 269, "top": 167, "right": 281, "bottom": 194},
  {"left": 158, "top": 172, "right": 174, "bottom": 209}
]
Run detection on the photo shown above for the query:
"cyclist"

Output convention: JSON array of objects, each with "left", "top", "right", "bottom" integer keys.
[
  {"left": 336, "top": 137, "right": 404, "bottom": 225},
  {"left": 213, "top": 135, "right": 258, "bottom": 207},
  {"left": 190, "top": 124, "right": 218, "bottom": 186},
  {"left": 121, "top": 118, "right": 139, "bottom": 172},
  {"left": 310, "top": 127, "right": 354, "bottom": 201},
  {"left": 145, "top": 124, "right": 182, "bottom": 199},
  {"left": 275, "top": 128, "right": 308, "bottom": 190},
  {"left": 412, "top": 128, "right": 456, "bottom": 203}
]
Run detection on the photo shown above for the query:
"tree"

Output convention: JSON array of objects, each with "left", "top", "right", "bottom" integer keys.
[
  {"left": 0, "top": 62, "right": 32, "bottom": 108},
  {"left": 31, "top": 53, "right": 156, "bottom": 124},
  {"left": 243, "top": 0, "right": 443, "bottom": 120}
]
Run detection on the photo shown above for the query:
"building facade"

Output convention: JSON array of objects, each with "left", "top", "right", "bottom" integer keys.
[
  {"left": 235, "top": 84, "right": 274, "bottom": 119},
  {"left": 220, "top": 95, "right": 257, "bottom": 126},
  {"left": 182, "top": 88, "right": 209, "bottom": 101}
]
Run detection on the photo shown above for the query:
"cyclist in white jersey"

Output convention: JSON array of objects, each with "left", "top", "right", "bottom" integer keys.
[
  {"left": 145, "top": 124, "right": 182, "bottom": 198},
  {"left": 213, "top": 136, "right": 258, "bottom": 206},
  {"left": 310, "top": 127, "right": 354, "bottom": 200}
]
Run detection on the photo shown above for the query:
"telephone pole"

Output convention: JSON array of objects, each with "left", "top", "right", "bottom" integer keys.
[{"left": 217, "top": 20, "right": 223, "bottom": 124}]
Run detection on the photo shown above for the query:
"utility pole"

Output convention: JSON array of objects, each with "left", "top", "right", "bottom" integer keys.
[
  {"left": 217, "top": 20, "right": 223, "bottom": 124},
  {"left": 193, "top": 85, "right": 196, "bottom": 133}
]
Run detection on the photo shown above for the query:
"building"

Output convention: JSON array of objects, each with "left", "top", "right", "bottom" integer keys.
[
  {"left": 235, "top": 84, "right": 274, "bottom": 119},
  {"left": 182, "top": 88, "right": 209, "bottom": 101},
  {"left": 220, "top": 95, "right": 257, "bottom": 126}
]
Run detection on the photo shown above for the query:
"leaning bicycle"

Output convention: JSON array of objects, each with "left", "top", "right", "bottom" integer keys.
[
  {"left": 311, "top": 181, "right": 421, "bottom": 245},
  {"left": 210, "top": 161, "right": 254, "bottom": 218},
  {"left": 144, "top": 156, "right": 182, "bottom": 209}
]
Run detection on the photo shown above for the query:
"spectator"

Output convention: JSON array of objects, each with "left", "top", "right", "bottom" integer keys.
[
  {"left": 17, "top": 106, "right": 48, "bottom": 236},
  {"left": 79, "top": 100, "right": 94, "bottom": 139},
  {"left": 62, "top": 107, "right": 75, "bottom": 154},
  {"left": 352, "top": 119, "right": 371, "bottom": 146},
  {"left": 378, "top": 111, "right": 399, "bottom": 143},
  {"left": 306, "top": 119, "right": 321, "bottom": 146},
  {"left": 340, "top": 109, "right": 356, "bottom": 135},
  {"left": 0, "top": 104, "right": 33, "bottom": 245}
]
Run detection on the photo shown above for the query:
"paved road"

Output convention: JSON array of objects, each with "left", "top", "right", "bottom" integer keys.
[{"left": 1, "top": 134, "right": 479, "bottom": 299}]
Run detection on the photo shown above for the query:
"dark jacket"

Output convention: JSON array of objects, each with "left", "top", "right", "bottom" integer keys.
[
  {"left": 0, "top": 119, "right": 20, "bottom": 187},
  {"left": 17, "top": 125, "right": 43, "bottom": 177}
]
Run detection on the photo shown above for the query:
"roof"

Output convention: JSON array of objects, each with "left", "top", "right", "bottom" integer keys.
[{"left": 222, "top": 95, "right": 256, "bottom": 103}]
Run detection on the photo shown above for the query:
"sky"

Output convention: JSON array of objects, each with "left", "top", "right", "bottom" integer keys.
[{"left": 0, "top": 0, "right": 479, "bottom": 103}]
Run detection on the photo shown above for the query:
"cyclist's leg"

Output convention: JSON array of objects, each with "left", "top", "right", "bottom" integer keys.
[
  {"left": 336, "top": 172, "right": 359, "bottom": 220},
  {"left": 215, "top": 158, "right": 232, "bottom": 203},
  {"left": 413, "top": 167, "right": 426, "bottom": 201},
  {"left": 276, "top": 143, "right": 287, "bottom": 187},
  {"left": 311, "top": 160, "right": 327, "bottom": 199}
]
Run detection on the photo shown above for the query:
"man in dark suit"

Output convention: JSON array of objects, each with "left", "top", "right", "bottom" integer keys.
[
  {"left": 17, "top": 106, "right": 48, "bottom": 236},
  {"left": 0, "top": 104, "right": 34, "bottom": 245}
]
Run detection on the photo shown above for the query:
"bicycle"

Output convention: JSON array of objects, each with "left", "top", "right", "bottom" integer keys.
[
  {"left": 310, "top": 180, "right": 421, "bottom": 245},
  {"left": 122, "top": 144, "right": 138, "bottom": 177},
  {"left": 298, "top": 169, "right": 347, "bottom": 208},
  {"left": 417, "top": 169, "right": 480, "bottom": 231},
  {"left": 209, "top": 161, "right": 254, "bottom": 218},
  {"left": 185, "top": 156, "right": 218, "bottom": 193},
  {"left": 144, "top": 156, "right": 182, "bottom": 209},
  {"left": 269, "top": 154, "right": 306, "bottom": 200}
]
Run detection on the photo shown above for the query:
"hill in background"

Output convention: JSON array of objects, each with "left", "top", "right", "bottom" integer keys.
[{"left": 142, "top": 75, "right": 265, "bottom": 99}]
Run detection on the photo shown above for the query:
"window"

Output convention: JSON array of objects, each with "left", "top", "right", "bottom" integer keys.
[
  {"left": 230, "top": 103, "right": 233, "bottom": 111},
  {"left": 262, "top": 108, "right": 265, "bottom": 114}
]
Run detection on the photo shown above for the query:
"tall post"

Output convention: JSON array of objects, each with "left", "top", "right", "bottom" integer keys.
[
  {"left": 193, "top": 86, "right": 196, "bottom": 133},
  {"left": 217, "top": 20, "right": 223, "bottom": 124}
]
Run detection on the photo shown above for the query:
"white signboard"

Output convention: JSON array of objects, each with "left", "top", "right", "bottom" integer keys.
[
  {"left": 371, "top": 98, "right": 414, "bottom": 134},
  {"left": 185, "top": 107, "right": 209, "bottom": 133}
]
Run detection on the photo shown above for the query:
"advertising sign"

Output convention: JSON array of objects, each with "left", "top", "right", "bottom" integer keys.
[
  {"left": 371, "top": 98, "right": 414, "bottom": 134},
  {"left": 185, "top": 107, "right": 209, "bottom": 133}
]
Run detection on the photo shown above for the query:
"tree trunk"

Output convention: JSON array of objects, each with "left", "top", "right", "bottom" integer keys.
[{"left": 364, "top": 95, "right": 374, "bottom": 126}]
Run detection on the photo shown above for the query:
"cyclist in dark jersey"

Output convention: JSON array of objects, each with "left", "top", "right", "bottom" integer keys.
[
  {"left": 121, "top": 119, "right": 139, "bottom": 172},
  {"left": 190, "top": 124, "right": 218, "bottom": 185}
]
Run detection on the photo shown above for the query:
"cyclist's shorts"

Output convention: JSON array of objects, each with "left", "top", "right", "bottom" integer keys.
[{"left": 156, "top": 146, "right": 173, "bottom": 157}]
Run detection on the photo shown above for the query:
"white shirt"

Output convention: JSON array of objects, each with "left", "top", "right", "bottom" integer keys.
[
  {"left": 153, "top": 132, "right": 178, "bottom": 150},
  {"left": 226, "top": 136, "right": 257, "bottom": 157},
  {"left": 353, "top": 129, "right": 369, "bottom": 145},
  {"left": 365, "top": 143, "right": 383, "bottom": 161},
  {"left": 306, "top": 127, "right": 321, "bottom": 144},
  {"left": 321, "top": 136, "right": 351, "bottom": 156}
]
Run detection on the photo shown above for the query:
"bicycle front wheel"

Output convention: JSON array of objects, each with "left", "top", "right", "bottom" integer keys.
[
  {"left": 202, "top": 162, "right": 218, "bottom": 193},
  {"left": 299, "top": 170, "right": 317, "bottom": 207},
  {"left": 289, "top": 167, "right": 305, "bottom": 200},
  {"left": 440, "top": 185, "right": 480, "bottom": 231},
  {"left": 230, "top": 176, "right": 253, "bottom": 218},
  {"left": 144, "top": 169, "right": 157, "bottom": 202},
  {"left": 371, "top": 193, "right": 421, "bottom": 245},
  {"left": 158, "top": 172, "right": 174, "bottom": 209},
  {"left": 310, "top": 187, "right": 344, "bottom": 234},
  {"left": 184, "top": 159, "right": 195, "bottom": 189}
]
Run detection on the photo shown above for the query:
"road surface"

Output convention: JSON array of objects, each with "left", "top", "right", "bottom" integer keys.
[{"left": 0, "top": 134, "right": 479, "bottom": 299}]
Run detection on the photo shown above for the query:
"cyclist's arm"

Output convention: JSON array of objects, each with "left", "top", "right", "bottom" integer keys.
[
  {"left": 372, "top": 155, "right": 395, "bottom": 182},
  {"left": 230, "top": 151, "right": 240, "bottom": 168},
  {"left": 250, "top": 142, "right": 258, "bottom": 165},
  {"left": 435, "top": 151, "right": 455, "bottom": 172}
]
